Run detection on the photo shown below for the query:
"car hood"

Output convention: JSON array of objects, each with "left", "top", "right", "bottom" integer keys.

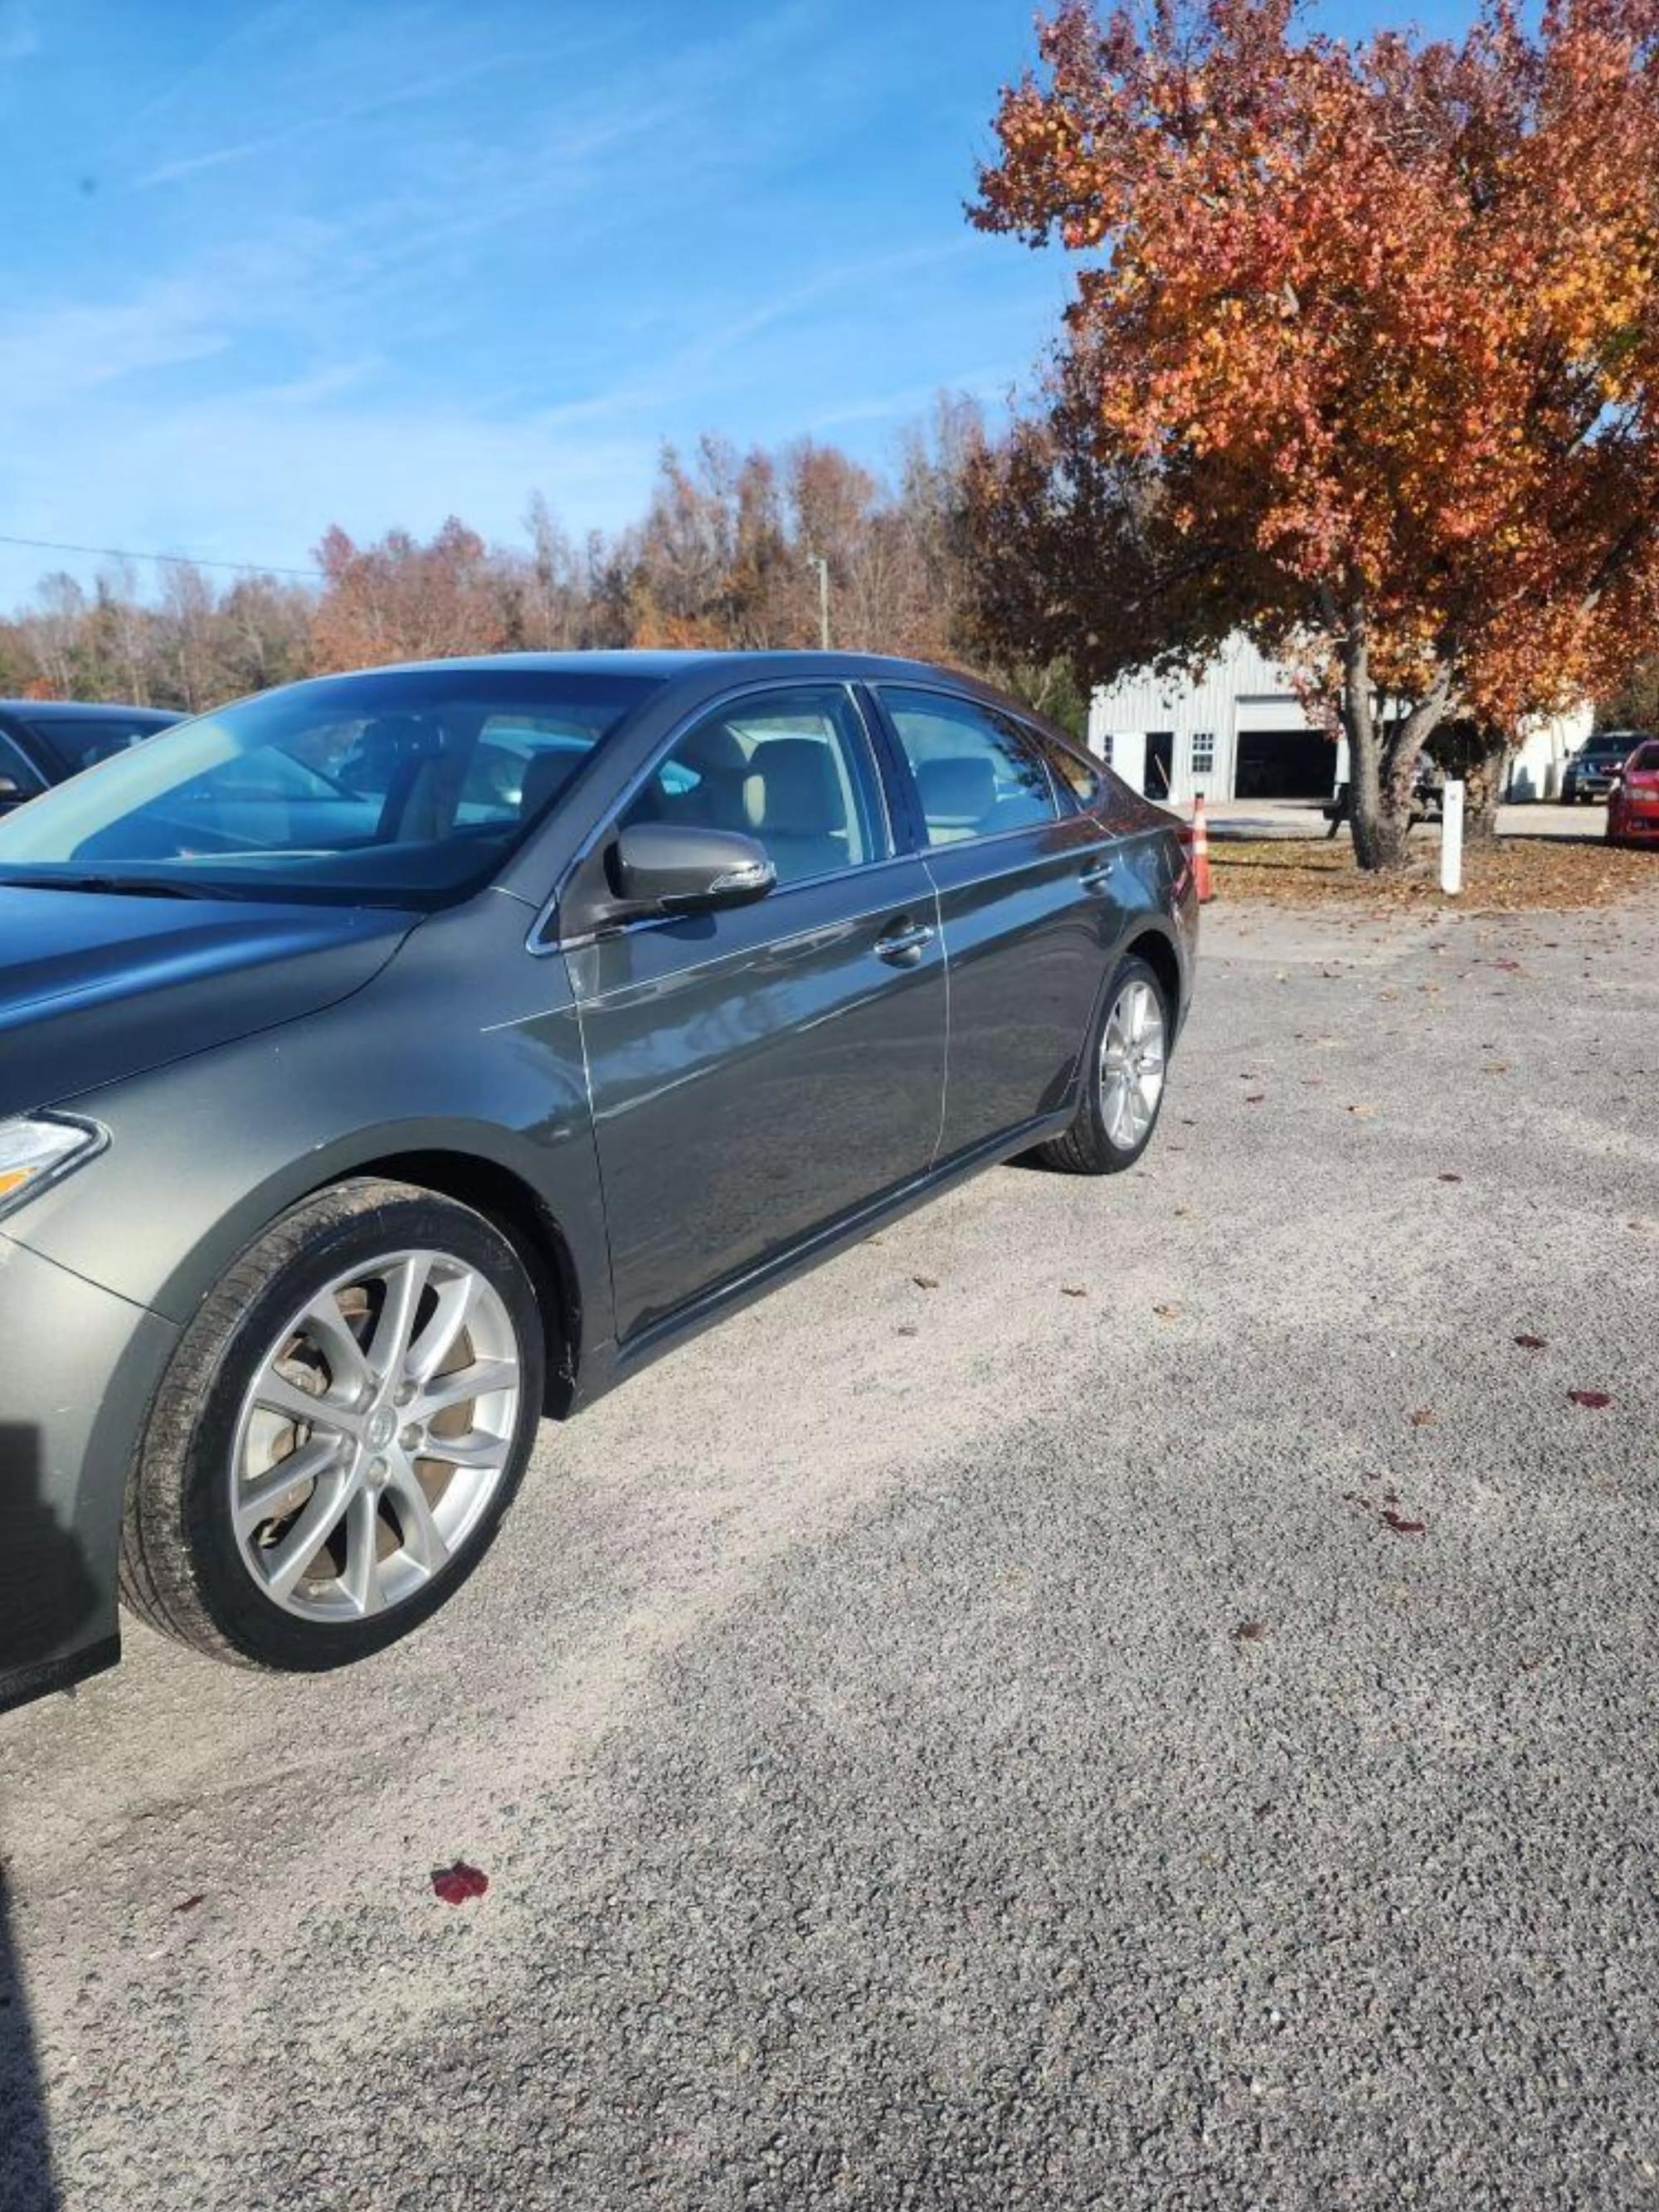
[{"left": 0, "top": 886, "right": 418, "bottom": 1118}]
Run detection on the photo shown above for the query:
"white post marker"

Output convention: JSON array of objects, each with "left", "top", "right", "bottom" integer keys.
[{"left": 1440, "top": 777, "right": 1465, "bottom": 897}]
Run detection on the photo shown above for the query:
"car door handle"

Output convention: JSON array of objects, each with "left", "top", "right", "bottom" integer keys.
[
  {"left": 874, "top": 920, "right": 936, "bottom": 966},
  {"left": 1078, "top": 857, "right": 1114, "bottom": 888}
]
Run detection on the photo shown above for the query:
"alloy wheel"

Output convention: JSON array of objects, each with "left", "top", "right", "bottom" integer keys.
[
  {"left": 230, "top": 1249, "right": 522, "bottom": 1621},
  {"left": 1098, "top": 977, "right": 1167, "bottom": 1150}
]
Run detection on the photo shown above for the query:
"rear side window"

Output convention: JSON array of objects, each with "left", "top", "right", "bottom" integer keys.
[
  {"left": 878, "top": 687, "right": 1058, "bottom": 845},
  {"left": 1632, "top": 744, "right": 1659, "bottom": 771},
  {"left": 621, "top": 683, "right": 890, "bottom": 887}
]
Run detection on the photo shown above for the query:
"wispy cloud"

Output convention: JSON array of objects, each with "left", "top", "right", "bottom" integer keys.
[{"left": 136, "top": 49, "right": 547, "bottom": 189}]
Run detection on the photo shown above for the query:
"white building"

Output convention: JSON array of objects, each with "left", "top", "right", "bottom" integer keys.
[{"left": 1086, "top": 633, "right": 1592, "bottom": 805}]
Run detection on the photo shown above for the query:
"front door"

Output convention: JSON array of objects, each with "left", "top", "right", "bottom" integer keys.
[
  {"left": 566, "top": 683, "right": 946, "bottom": 1344},
  {"left": 873, "top": 683, "right": 1121, "bottom": 1163}
]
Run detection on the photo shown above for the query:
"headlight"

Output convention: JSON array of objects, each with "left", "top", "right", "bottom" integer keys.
[{"left": 0, "top": 1116, "right": 105, "bottom": 1221}]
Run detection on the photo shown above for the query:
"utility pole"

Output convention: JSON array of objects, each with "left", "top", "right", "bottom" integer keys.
[{"left": 806, "top": 554, "right": 831, "bottom": 650}]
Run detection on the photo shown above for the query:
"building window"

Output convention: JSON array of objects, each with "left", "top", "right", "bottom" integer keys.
[
  {"left": 1096, "top": 732, "right": 1114, "bottom": 767},
  {"left": 1191, "top": 731, "right": 1215, "bottom": 775}
]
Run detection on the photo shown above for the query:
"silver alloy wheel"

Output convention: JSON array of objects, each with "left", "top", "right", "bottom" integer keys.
[
  {"left": 230, "top": 1249, "right": 522, "bottom": 1622},
  {"left": 1099, "top": 976, "right": 1167, "bottom": 1151}
]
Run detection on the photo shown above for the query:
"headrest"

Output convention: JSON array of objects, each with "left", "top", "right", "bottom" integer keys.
[
  {"left": 743, "top": 738, "right": 843, "bottom": 834},
  {"left": 916, "top": 755, "right": 996, "bottom": 825},
  {"left": 680, "top": 723, "right": 748, "bottom": 780}
]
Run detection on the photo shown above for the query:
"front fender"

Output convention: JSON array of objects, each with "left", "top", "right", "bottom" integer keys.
[{"left": 7, "top": 899, "right": 612, "bottom": 1353}]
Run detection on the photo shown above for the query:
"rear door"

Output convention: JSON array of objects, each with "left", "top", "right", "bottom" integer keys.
[
  {"left": 567, "top": 681, "right": 947, "bottom": 1344},
  {"left": 870, "top": 683, "right": 1124, "bottom": 1163}
]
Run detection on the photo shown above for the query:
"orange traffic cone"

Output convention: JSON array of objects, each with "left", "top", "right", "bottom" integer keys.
[{"left": 1191, "top": 792, "right": 1214, "bottom": 904}]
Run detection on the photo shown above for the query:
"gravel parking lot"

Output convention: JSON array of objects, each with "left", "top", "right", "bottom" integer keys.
[{"left": 4, "top": 887, "right": 1658, "bottom": 2211}]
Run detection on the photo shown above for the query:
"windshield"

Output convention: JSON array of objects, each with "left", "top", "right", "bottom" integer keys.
[{"left": 0, "top": 668, "right": 659, "bottom": 905}]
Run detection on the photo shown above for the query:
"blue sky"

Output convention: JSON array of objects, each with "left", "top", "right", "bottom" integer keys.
[{"left": 0, "top": 0, "right": 1470, "bottom": 609}]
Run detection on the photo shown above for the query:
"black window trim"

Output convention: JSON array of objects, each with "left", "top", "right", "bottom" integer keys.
[
  {"left": 534, "top": 676, "right": 898, "bottom": 953},
  {"left": 865, "top": 678, "right": 1073, "bottom": 855}
]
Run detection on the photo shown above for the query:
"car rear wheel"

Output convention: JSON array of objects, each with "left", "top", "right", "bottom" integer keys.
[
  {"left": 120, "top": 1178, "right": 545, "bottom": 1673},
  {"left": 1035, "top": 953, "right": 1170, "bottom": 1175}
]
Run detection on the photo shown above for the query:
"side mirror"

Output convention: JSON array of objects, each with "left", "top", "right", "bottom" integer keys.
[{"left": 611, "top": 822, "right": 775, "bottom": 916}]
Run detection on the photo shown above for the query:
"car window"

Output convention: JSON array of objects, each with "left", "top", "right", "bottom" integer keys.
[
  {"left": 20, "top": 714, "right": 172, "bottom": 773},
  {"left": 1031, "top": 727, "right": 1101, "bottom": 806},
  {"left": 0, "top": 731, "right": 45, "bottom": 795},
  {"left": 1632, "top": 744, "right": 1659, "bottom": 771},
  {"left": 0, "top": 669, "right": 659, "bottom": 905},
  {"left": 878, "top": 687, "right": 1059, "bottom": 845},
  {"left": 620, "top": 684, "right": 888, "bottom": 887}
]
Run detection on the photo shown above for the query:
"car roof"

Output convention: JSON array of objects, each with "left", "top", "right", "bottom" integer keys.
[
  {"left": 0, "top": 698, "right": 180, "bottom": 721},
  {"left": 279, "top": 649, "right": 1069, "bottom": 736}
]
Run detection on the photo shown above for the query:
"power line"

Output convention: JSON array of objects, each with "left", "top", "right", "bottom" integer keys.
[{"left": 0, "top": 532, "right": 323, "bottom": 581}]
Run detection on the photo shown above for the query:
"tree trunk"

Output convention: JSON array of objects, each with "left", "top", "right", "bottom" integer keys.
[
  {"left": 1461, "top": 732, "right": 1510, "bottom": 843},
  {"left": 1345, "top": 657, "right": 1453, "bottom": 872}
]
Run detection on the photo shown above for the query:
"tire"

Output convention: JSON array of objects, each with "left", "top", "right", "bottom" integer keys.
[
  {"left": 1035, "top": 954, "right": 1171, "bottom": 1175},
  {"left": 120, "top": 1178, "right": 546, "bottom": 1674}
]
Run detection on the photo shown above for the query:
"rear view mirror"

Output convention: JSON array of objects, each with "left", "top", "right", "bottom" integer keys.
[{"left": 611, "top": 823, "right": 775, "bottom": 916}]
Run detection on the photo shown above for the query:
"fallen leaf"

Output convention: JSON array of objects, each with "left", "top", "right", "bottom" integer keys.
[
  {"left": 1234, "top": 1620, "right": 1269, "bottom": 1642},
  {"left": 1243, "top": 1093, "right": 1266, "bottom": 1105},
  {"left": 895, "top": 1323, "right": 919, "bottom": 1338},
  {"left": 1060, "top": 1284, "right": 1089, "bottom": 1298},
  {"left": 1345, "top": 1103, "right": 1375, "bottom": 1117},
  {"left": 1381, "top": 1510, "right": 1426, "bottom": 1536},
  {"left": 1437, "top": 1172, "right": 1463, "bottom": 1184},
  {"left": 911, "top": 1274, "right": 939, "bottom": 1291},
  {"left": 1514, "top": 1333, "right": 1547, "bottom": 1350},
  {"left": 1153, "top": 1302, "right": 1182, "bottom": 1320},
  {"left": 172, "top": 1894, "right": 205, "bottom": 1915},
  {"left": 1408, "top": 1408, "right": 1436, "bottom": 1427},
  {"left": 431, "top": 1863, "right": 489, "bottom": 1907},
  {"left": 1568, "top": 1389, "right": 1613, "bottom": 1409}
]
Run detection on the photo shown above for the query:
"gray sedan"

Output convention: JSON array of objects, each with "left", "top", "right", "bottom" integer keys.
[{"left": 0, "top": 652, "right": 1197, "bottom": 1712}]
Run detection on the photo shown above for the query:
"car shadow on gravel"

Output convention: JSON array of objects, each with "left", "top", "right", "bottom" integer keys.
[{"left": 1, "top": 1422, "right": 95, "bottom": 2212}]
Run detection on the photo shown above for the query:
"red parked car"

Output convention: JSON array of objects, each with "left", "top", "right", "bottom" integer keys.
[{"left": 1607, "top": 737, "right": 1659, "bottom": 846}]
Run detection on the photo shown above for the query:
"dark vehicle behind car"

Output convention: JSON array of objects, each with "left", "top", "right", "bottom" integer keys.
[
  {"left": 0, "top": 651, "right": 1197, "bottom": 1714},
  {"left": 1564, "top": 730, "right": 1652, "bottom": 803},
  {"left": 0, "top": 700, "right": 182, "bottom": 812}
]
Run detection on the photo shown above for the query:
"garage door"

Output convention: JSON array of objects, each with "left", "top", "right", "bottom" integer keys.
[{"left": 1234, "top": 730, "right": 1336, "bottom": 800}]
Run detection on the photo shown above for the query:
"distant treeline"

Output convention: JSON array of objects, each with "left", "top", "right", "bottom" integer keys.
[{"left": 0, "top": 396, "right": 1089, "bottom": 735}]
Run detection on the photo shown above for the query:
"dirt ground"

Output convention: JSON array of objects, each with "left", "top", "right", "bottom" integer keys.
[{"left": 1211, "top": 829, "right": 1658, "bottom": 912}]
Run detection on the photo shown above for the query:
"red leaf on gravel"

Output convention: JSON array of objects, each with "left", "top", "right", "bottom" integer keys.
[
  {"left": 911, "top": 1273, "right": 939, "bottom": 1291},
  {"left": 1408, "top": 1409, "right": 1436, "bottom": 1427},
  {"left": 431, "top": 1863, "right": 489, "bottom": 1906},
  {"left": 1244, "top": 1093, "right": 1266, "bottom": 1104},
  {"left": 1514, "top": 1334, "right": 1547, "bottom": 1349},
  {"left": 1437, "top": 1172, "right": 1462, "bottom": 1184},
  {"left": 1568, "top": 1389, "right": 1613, "bottom": 1409},
  {"left": 1381, "top": 1510, "right": 1426, "bottom": 1535}
]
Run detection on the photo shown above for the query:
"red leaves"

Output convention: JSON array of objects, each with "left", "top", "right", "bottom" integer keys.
[
  {"left": 1568, "top": 1389, "right": 1613, "bottom": 1410},
  {"left": 1437, "top": 1172, "right": 1463, "bottom": 1184},
  {"left": 1381, "top": 1509, "right": 1427, "bottom": 1536},
  {"left": 1514, "top": 1333, "right": 1547, "bottom": 1350},
  {"left": 1408, "top": 1407, "right": 1436, "bottom": 1427},
  {"left": 431, "top": 1862, "right": 489, "bottom": 1907}
]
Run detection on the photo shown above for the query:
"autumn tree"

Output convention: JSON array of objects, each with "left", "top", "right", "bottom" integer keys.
[
  {"left": 310, "top": 518, "right": 508, "bottom": 672},
  {"left": 973, "top": 0, "right": 1659, "bottom": 868}
]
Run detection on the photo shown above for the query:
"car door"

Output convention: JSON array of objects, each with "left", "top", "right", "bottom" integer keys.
[
  {"left": 870, "top": 682, "right": 1125, "bottom": 1163},
  {"left": 564, "top": 681, "right": 947, "bottom": 1345}
]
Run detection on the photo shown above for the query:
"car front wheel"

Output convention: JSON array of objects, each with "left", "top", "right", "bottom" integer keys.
[
  {"left": 1036, "top": 953, "right": 1170, "bottom": 1175},
  {"left": 120, "top": 1178, "right": 545, "bottom": 1673}
]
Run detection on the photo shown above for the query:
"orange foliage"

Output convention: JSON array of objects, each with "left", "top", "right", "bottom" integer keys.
[{"left": 975, "top": 0, "right": 1659, "bottom": 863}]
